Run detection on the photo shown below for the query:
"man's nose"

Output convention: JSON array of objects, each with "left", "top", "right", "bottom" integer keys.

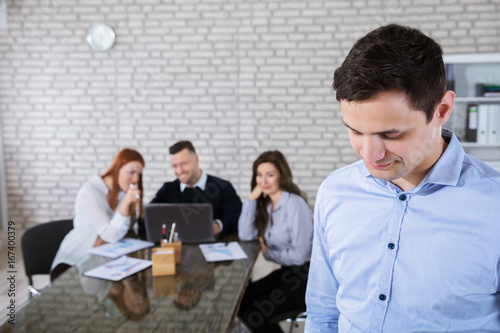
[{"left": 361, "top": 136, "right": 386, "bottom": 165}]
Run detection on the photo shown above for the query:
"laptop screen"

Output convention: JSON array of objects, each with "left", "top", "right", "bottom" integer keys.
[{"left": 143, "top": 203, "right": 215, "bottom": 244}]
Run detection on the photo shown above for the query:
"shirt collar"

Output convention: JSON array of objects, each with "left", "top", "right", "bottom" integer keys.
[
  {"left": 180, "top": 170, "right": 207, "bottom": 192},
  {"left": 418, "top": 128, "right": 464, "bottom": 188},
  {"left": 92, "top": 174, "right": 125, "bottom": 201},
  {"left": 92, "top": 174, "right": 109, "bottom": 194},
  {"left": 267, "top": 191, "right": 289, "bottom": 213}
]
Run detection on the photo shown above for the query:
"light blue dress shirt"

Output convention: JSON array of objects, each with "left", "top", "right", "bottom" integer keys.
[
  {"left": 238, "top": 191, "right": 313, "bottom": 266},
  {"left": 305, "top": 129, "right": 500, "bottom": 332}
]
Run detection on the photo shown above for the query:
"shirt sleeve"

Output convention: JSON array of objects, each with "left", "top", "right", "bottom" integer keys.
[
  {"left": 75, "top": 184, "right": 131, "bottom": 244},
  {"left": 264, "top": 196, "right": 313, "bottom": 266},
  {"left": 304, "top": 184, "right": 340, "bottom": 332},
  {"left": 238, "top": 199, "right": 258, "bottom": 241}
]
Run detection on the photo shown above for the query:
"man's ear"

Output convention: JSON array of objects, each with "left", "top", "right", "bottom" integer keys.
[{"left": 434, "top": 90, "right": 455, "bottom": 125}]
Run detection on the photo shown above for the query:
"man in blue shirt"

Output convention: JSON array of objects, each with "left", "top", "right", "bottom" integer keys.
[{"left": 305, "top": 24, "right": 500, "bottom": 332}]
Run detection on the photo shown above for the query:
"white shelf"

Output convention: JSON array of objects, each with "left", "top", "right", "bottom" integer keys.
[
  {"left": 460, "top": 143, "right": 500, "bottom": 161},
  {"left": 444, "top": 53, "right": 500, "bottom": 164},
  {"left": 455, "top": 97, "right": 500, "bottom": 103},
  {"left": 461, "top": 142, "right": 500, "bottom": 148},
  {"left": 443, "top": 53, "right": 500, "bottom": 64}
]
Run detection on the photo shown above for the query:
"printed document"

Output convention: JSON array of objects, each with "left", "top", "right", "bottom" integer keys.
[
  {"left": 199, "top": 242, "right": 248, "bottom": 262},
  {"left": 83, "top": 255, "right": 152, "bottom": 281},
  {"left": 89, "top": 238, "right": 155, "bottom": 258}
]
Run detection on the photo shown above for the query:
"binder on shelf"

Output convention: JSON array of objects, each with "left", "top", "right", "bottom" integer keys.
[
  {"left": 488, "top": 105, "right": 499, "bottom": 143},
  {"left": 465, "top": 104, "right": 478, "bottom": 142},
  {"left": 476, "top": 83, "right": 500, "bottom": 97},
  {"left": 498, "top": 105, "right": 500, "bottom": 143},
  {"left": 477, "top": 104, "right": 489, "bottom": 144},
  {"left": 445, "top": 63, "right": 455, "bottom": 92}
]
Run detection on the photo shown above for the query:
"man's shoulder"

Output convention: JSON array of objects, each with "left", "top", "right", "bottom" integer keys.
[
  {"left": 164, "top": 179, "right": 180, "bottom": 185},
  {"left": 323, "top": 160, "right": 366, "bottom": 184},
  {"left": 158, "top": 179, "right": 180, "bottom": 190},
  {"left": 206, "top": 174, "right": 234, "bottom": 187},
  {"left": 317, "top": 160, "right": 366, "bottom": 196}
]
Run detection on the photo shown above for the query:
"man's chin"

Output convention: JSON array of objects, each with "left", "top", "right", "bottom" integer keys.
[
  {"left": 177, "top": 175, "right": 188, "bottom": 183},
  {"left": 366, "top": 166, "right": 400, "bottom": 182}
]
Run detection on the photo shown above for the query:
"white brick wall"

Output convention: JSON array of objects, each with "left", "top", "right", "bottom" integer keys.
[{"left": 0, "top": 0, "right": 499, "bottom": 229}]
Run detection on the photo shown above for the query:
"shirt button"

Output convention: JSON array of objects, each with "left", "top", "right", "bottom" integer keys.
[
  {"left": 379, "top": 294, "right": 387, "bottom": 301},
  {"left": 388, "top": 243, "right": 395, "bottom": 250},
  {"left": 399, "top": 194, "right": 407, "bottom": 201}
]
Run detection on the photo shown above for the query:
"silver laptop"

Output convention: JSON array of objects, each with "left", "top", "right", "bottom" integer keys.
[{"left": 144, "top": 203, "right": 215, "bottom": 244}]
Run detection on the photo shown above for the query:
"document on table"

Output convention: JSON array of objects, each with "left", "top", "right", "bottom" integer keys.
[
  {"left": 199, "top": 242, "right": 248, "bottom": 262},
  {"left": 83, "top": 255, "right": 152, "bottom": 281},
  {"left": 88, "top": 238, "right": 155, "bottom": 258}
]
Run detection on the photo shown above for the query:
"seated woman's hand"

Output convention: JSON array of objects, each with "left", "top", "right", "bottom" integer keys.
[
  {"left": 118, "top": 184, "right": 141, "bottom": 217},
  {"left": 258, "top": 236, "right": 269, "bottom": 254},
  {"left": 249, "top": 184, "right": 264, "bottom": 200}
]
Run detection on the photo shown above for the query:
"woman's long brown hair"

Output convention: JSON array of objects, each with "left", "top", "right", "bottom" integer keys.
[
  {"left": 101, "top": 148, "right": 145, "bottom": 218},
  {"left": 251, "top": 150, "right": 307, "bottom": 237}
]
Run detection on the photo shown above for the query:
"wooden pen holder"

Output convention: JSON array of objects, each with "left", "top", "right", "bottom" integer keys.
[
  {"left": 152, "top": 247, "right": 176, "bottom": 276},
  {"left": 160, "top": 239, "right": 182, "bottom": 264}
]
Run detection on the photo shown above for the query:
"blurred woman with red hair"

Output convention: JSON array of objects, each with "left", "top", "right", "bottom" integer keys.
[{"left": 51, "top": 148, "right": 145, "bottom": 280}]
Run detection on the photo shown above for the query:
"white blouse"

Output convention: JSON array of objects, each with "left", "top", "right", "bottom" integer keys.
[
  {"left": 238, "top": 191, "right": 313, "bottom": 266},
  {"left": 51, "top": 175, "right": 131, "bottom": 269}
]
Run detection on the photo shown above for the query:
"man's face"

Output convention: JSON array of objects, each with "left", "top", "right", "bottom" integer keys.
[
  {"left": 341, "top": 90, "right": 447, "bottom": 190},
  {"left": 170, "top": 148, "right": 201, "bottom": 186}
]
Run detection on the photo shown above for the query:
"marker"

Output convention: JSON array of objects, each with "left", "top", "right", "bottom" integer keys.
[
  {"left": 168, "top": 223, "right": 176, "bottom": 243},
  {"left": 162, "top": 223, "right": 167, "bottom": 244}
]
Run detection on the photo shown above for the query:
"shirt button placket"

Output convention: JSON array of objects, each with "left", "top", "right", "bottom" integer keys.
[{"left": 371, "top": 192, "right": 408, "bottom": 329}]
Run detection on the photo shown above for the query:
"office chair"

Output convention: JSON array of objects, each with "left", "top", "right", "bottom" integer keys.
[
  {"left": 21, "top": 219, "right": 73, "bottom": 297},
  {"left": 285, "top": 311, "right": 307, "bottom": 333},
  {"left": 267, "top": 309, "right": 307, "bottom": 333}
]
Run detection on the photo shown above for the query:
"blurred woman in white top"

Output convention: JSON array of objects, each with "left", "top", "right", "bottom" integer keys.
[
  {"left": 50, "top": 148, "right": 145, "bottom": 280},
  {"left": 238, "top": 150, "right": 313, "bottom": 333}
]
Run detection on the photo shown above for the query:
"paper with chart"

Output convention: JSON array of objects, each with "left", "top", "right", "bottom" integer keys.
[
  {"left": 199, "top": 242, "right": 248, "bottom": 262},
  {"left": 83, "top": 255, "right": 152, "bottom": 281},
  {"left": 88, "top": 238, "right": 155, "bottom": 258}
]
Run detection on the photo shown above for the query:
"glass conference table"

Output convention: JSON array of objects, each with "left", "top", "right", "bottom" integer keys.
[{"left": 1, "top": 235, "right": 260, "bottom": 333}]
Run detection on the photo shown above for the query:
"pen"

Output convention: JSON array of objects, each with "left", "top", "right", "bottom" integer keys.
[
  {"left": 129, "top": 184, "right": 140, "bottom": 220},
  {"left": 168, "top": 222, "right": 176, "bottom": 243},
  {"left": 162, "top": 223, "right": 167, "bottom": 244}
]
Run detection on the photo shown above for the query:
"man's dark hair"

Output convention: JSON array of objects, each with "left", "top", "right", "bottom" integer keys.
[
  {"left": 169, "top": 141, "right": 196, "bottom": 155},
  {"left": 333, "top": 24, "right": 447, "bottom": 122}
]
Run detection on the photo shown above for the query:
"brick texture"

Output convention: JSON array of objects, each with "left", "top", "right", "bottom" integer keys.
[{"left": 0, "top": 0, "right": 499, "bottom": 229}]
